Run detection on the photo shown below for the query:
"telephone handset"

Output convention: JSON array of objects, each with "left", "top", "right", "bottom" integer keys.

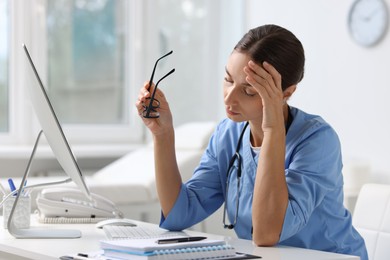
[{"left": 36, "top": 187, "right": 123, "bottom": 219}]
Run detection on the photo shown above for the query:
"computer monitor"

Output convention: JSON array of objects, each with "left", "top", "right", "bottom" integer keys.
[
  {"left": 23, "top": 44, "right": 91, "bottom": 200},
  {"left": 6, "top": 44, "right": 92, "bottom": 238}
]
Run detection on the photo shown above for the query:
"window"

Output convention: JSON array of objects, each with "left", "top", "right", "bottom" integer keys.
[
  {"left": 1, "top": 0, "right": 244, "bottom": 146},
  {"left": 0, "top": 0, "right": 8, "bottom": 133},
  {"left": 30, "top": 0, "right": 140, "bottom": 143},
  {"left": 46, "top": 0, "right": 127, "bottom": 125}
]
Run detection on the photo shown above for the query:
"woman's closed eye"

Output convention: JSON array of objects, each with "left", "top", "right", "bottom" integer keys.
[
  {"left": 244, "top": 86, "right": 257, "bottom": 97},
  {"left": 224, "top": 77, "right": 233, "bottom": 84}
]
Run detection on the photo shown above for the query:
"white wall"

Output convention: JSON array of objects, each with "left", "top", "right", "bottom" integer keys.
[{"left": 246, "top": 0, "right": 390, "bottom": 183}]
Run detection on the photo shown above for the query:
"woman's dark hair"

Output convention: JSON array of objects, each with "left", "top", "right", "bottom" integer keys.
[{"left": 234, "top": 24, "right": 305, "bottom": 91}]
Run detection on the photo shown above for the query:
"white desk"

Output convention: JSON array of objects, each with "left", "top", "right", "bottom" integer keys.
[{"left": 0, "top": 217, "right": 359, "bottom": 260}]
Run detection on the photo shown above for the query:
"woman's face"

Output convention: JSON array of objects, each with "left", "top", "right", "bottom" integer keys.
[{"left": 223, "top": 51, "right": 263, "bottom": 123}]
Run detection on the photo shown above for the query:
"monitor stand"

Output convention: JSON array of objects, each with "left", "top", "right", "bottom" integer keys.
[{"left": 7, "top": 130, "right": 81, "bottom": 238}]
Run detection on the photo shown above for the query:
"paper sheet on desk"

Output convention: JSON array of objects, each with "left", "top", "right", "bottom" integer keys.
[{"left": 60, "top": 251, "right": 262, "bottom": 260}]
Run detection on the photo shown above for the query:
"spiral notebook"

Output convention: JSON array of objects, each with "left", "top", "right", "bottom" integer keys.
[
  {"left": 99, "top": 238, "right": 261, "bottom": 260},
  {"left": 103, "top": 244, "right": 236, "bottom": 259},
  {"left": 101, "top": 238, "right": 232, "bottom": 260}
]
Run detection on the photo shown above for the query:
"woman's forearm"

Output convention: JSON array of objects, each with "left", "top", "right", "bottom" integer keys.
[
  {"left": 252, "top": 130, "right": 288, "bottom": 246},
  {"left": 153, "top": 129, "right": 183, "bottom": 217}
]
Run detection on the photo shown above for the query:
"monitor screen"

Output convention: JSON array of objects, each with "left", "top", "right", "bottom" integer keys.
[{"left": 23, "top": 44, "right": 91, "bottom": 200}]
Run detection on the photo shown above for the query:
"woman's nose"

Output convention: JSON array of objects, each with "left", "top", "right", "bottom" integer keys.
[{"left": 224, "top": 85, "right": 238, "bottom": 105}]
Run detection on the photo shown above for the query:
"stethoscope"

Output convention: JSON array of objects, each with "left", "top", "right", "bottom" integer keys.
[
  {"left": 222, "top": 107, "right": 292, "bottom": 230},
  {"left": 223, "top": 121, "right": 249, "bottom": 229}
]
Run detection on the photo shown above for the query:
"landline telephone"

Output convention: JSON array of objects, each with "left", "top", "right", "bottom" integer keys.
[{"left": 36, "top": 187, "right": 123, "bottom": 221}]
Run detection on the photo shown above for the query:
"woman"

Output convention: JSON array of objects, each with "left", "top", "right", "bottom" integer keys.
[{"left": 136, "top": 24, "right": 367, "bottom": 259}]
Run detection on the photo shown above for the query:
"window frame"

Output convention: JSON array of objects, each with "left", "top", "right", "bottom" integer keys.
[{"left": 2, "top": 0, "right": 145, "bottom": 146}]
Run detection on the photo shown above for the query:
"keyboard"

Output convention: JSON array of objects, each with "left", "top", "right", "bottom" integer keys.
[{"left": 102, "top": 225, "right": 186, "bottom": 240}]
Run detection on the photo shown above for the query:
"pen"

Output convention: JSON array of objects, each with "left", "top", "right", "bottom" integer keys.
[
  {"left": 59, "top": 255, "right": 89, "bottom": 260},
  {"left": 8, "top": 178, "right": 16, "bottom": 194},
  {"left": 156, "top": 236, "right": 207, "bottom": 244},
  {"left": 21, "top": 180, "right": 27, "bottom": 196},
  {"left": 60, "top": 253, "right": 108, "bottom": 260}
]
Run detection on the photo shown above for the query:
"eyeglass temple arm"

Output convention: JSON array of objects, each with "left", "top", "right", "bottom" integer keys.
[
  {"left": 148, "top": 50, "right": 174, "bottom": 87},
  {"left": 149, "top": 68, "right": 175, "bottom": 101}
]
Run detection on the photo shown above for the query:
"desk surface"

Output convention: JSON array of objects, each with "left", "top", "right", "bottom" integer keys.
[{"left": 0, "top": 217, "right": 359, "bottom": 260}]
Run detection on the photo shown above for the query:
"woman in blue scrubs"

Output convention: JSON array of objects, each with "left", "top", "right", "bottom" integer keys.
[{"left": 136, "top": 24, "right": 367, "bottom": 260}]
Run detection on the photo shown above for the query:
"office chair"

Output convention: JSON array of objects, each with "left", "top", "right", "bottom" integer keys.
[{"left": 352, "top": 183, "right": 390, "bottom": 260}]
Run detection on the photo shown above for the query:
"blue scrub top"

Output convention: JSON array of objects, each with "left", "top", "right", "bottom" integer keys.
[{"left": 160, "top": 106, "right": 367, "bottom": 260}]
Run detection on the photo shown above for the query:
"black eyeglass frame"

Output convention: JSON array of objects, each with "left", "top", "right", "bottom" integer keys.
[
  {"left": 222, "top": 122, "right": 249, "bottom": 230},
  {"left": 143, "top": 51, "right": 175, "bottom": 118}
]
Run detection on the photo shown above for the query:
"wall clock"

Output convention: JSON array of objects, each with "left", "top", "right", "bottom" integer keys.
[{"left": 348, "top": 0, "right": 389, "bottom": 47}]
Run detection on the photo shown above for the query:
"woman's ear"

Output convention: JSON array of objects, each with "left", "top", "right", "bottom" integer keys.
[{"left": 283, "top": 85, "right": 297, "bottom": 101}]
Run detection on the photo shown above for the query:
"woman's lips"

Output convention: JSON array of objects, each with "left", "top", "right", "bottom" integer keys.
[{"left": 226, "top": 108, "right": 239, "bottom": 116}]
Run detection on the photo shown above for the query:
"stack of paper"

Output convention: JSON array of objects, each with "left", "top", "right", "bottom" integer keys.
[{"left": 100, "top": 237, "right": 236, "bottom": 260}]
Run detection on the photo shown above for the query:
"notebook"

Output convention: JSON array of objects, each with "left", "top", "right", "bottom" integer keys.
[
  {"left": 103, "top": 244, "right": 236, "bottom": 260},
  {"left": 100, "top": 237, "right": 235, "bottom": 260}
]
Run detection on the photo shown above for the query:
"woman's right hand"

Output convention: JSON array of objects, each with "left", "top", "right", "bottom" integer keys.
[{"left": 135, "top": 81, "right": 174, "bottom": 136}]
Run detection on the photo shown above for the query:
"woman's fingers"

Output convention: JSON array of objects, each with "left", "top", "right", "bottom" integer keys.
[
  {"left": 262, "top": 61, "right": 282, "bottom": 92},
  {"left": 245, "top": 60, "right": 283, "bottom": 100},
  {"left": 135, "top": 80, "right": 170, "bottom": 119}
]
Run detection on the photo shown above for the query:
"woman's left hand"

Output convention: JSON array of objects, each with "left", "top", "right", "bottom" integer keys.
[{"left": 244, "top": 60, "right": 285, "bottom": 133}]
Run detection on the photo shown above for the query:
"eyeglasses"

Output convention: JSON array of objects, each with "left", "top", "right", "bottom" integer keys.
[
  {"left": 222, "top": 122, "right": 249, "bottom": 230},
  {"left": 142, "top": 51, "right": 175, "bottom": 118}
]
